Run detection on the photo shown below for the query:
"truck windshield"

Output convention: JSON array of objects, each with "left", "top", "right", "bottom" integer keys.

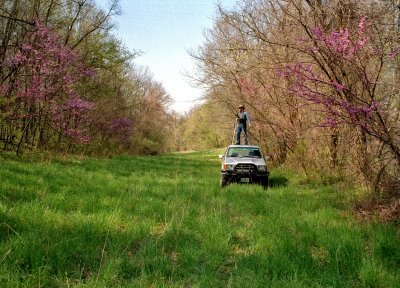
[{"left": 227, "top": 147, "right": 261, "bottom": 158}]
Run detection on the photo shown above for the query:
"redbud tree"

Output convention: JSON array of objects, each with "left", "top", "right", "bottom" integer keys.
[
  {"left": 278, "top": 16, "right": 400, "bottom": 174},
  {"left": 2, "top": 20, "right": 95, "bottom": 152}
]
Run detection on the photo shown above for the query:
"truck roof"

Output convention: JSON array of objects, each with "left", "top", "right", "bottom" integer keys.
[{"left": 227, "top": 145, "right": 260, "bottom": 149}]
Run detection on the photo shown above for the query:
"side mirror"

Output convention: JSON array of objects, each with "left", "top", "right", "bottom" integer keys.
[{"left": 218, "top": 154, "right": 224, "bottom": 159}]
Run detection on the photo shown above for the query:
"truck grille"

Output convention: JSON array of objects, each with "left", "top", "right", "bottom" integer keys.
[{"left": 234, "top": 163, "right": 257, "bottom": 173}]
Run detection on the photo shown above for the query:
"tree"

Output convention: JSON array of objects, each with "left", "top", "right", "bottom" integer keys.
[
  {"left": 0, "top": 0, "right": 173, "bottom": 156},
  {"left": 0, "top": 20, "right": 95, "bottom": 153},
  {"left": 181, "top": 102, "right": 231, "bottom": 151},
  {"left": 190, "top": 0, "right": 400, "bottom": 198},
  {"left": 130, "top": 68, "right": 173, "bottom": 154},
  {"left": 279, "top": 9, "right": 400, "bottom": 195}
]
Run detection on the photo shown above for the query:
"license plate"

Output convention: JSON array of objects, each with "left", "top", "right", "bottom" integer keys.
[{"left": 240, "top": 178, "right": 250, "bottom": 183}]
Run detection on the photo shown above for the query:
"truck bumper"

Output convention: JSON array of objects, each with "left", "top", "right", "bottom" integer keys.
[{"left": 221, "top": 171, "right": 269, "bottom": 184}]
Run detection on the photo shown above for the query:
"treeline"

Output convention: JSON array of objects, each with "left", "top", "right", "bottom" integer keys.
[
  {"left": 0, "top": 0, "right": 172, "bottom": 155},
  {"left": 183, "top": 0, "right": 400, "bottom": 200},
  {"left": 2, "top": 0, "right": 399, "bottom": 202}
]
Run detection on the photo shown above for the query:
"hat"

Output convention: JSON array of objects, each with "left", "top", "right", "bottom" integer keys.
[{"left": 238, "top": 105, "right": 245, "bottom": 109}]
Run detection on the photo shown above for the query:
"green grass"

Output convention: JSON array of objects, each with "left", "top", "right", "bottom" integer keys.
[{"left": 0, "top": 151, "right": 399, "bottom": 287}]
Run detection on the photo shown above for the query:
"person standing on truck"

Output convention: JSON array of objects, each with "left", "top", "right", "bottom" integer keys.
[{"left": 236, "top": 105, "right": 251, "bottom": 145}]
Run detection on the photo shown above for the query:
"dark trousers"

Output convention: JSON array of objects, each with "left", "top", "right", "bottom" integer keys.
[{"left": 236, "top": 123, "right": 248, "bottom": 144}]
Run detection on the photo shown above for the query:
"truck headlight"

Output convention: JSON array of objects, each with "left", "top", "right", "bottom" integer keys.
[
  {"left": 257, "top": 165, "right": 266, "bottom": 172},
  {"left": 223, "top": 164, "right": 235, "bottom": 171}
]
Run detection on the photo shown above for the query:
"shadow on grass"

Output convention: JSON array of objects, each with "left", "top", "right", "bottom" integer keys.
[{"left": 269, "top": 176, "right": 289, "bottom": 188}]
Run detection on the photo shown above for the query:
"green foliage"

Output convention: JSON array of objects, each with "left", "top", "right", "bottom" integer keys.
[
  {"left": 181, "top": 103, "right": 231, "bottom": 151},
  {"left": 133, "top": 138, "right": 162, "bottom": 155},
  {"left": 0, "top": 1, "right": 171, "bottom": 156},
  {"left": 0, "top": 151, "right": 399, "bottom": 287}
]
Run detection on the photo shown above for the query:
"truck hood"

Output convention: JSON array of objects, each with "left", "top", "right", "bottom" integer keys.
[{"left": 224, "top": 157, "right": 266, "bottom": 166}]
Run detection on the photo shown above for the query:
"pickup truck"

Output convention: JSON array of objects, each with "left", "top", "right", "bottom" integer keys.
[{"left": 220, "top": 145, "right": 269, "bottom": 189}]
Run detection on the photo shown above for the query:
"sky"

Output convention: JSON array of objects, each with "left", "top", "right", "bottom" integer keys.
[{"left": 96, "top": 0, "right": 237, "bottom": 113}]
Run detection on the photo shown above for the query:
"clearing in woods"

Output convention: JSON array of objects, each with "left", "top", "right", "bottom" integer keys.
[{"left": 0, "top": 151, "right": 399, "bottom": 287}]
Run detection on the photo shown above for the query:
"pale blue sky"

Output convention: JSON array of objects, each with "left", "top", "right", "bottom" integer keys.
[{"left": 96, "top": 0, "right": 237, "bottom": 113}]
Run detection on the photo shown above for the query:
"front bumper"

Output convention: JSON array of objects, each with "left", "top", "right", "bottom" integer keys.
[{"left": 221, "top": 170, "right": 269, "bottom": 184}]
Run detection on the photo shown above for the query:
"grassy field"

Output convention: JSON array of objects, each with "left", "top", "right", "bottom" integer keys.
[{"left": 0, "top": 151, "right": 399, "bottom": 287}]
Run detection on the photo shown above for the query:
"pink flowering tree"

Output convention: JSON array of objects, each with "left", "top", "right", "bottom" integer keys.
[
  {"left": 278, "top": 17, "right": 373, "bottom": 126},
  {"left": 107, "top": 118, "right": 134, "bottom": 143},
  {"left": 279, "top": 16, "right": 400, "bottom": 172},
  {"left": 1, "top": 20, "right": 95, "bottom": 152},
  {"left": 53, "top": 98, "right": 96, "bottom": 145},
  {"left": 278, "top": 17, "right": 400, "bottom": 196}
]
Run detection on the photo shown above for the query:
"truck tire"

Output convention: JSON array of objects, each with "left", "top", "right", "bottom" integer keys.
[
  {"left": 220, "top": 174, "right": 228, "bottom": 188},
  {"left": 260, "top": 177, "right": 269, "bottom": 190}
]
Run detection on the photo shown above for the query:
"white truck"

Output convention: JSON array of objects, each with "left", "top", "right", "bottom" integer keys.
[{"left": 220, "top": 145, "right": 269, "bottom": 189}]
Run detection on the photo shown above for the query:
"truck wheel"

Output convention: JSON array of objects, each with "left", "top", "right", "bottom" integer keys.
[
  {"left": 261, "top": 178, "right": 269, "bottom": 190},
  {"left": 220, "top": 175, "right": 228, "bottom": 188}
]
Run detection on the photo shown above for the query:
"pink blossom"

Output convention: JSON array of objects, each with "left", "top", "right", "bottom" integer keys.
[
  {"left": 108, "top": 118, "right": 133, "bottom": 142},
  {"left": 80, "top": 67, "right": 96, "bottom": 78},
  {"left": 63, "top": 128, "right": 91, "bottom": 144},
  {"left": 236, "top": 76, "right": 258, "bottom": 98},
  {"left": 21, "top": 44, "right": 32, "bottom": 51},
  {"left": 62, "top": 75, "right": 74, "bottom": 82},
  {"left": 3, "top": 19, "right": 97, "bottom": 146},
  {"left": 320, "top": 117, "right": 338, "bottom": 128},
  {"left": 64, "top": 128, "right": 80, "bottom": 138},
  {"left": 79, "top": 135, "right": 92, "bottom": 144},
  {"left": 65, "top": 98, "right": 95, "bottom": 111},
  {"left": 312, "top": 26, "right": 324, "bottom": 40},
  {"left": 331, "top": 80, "right": 346, "bottom": 92},
  {"left": 312, "top": 17, "right": 370, "bottom": 60},
  {"left": 388, "top": 48, "right": 400, "bottom": 59},
  {"left": 277, "top": 59, "right": 380, "bottom": 129},
  {"left": 357, "top": 39, "right": 367, "bottom": 48},
  {"left": 8, "top": 53, "right": 27, "bottom": 66},
  {"left": 109, "top": 118, "right": 133, "bottom": 131},
  {"left": 358, "top": 16, "right": 368, "bottom": 36}
]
